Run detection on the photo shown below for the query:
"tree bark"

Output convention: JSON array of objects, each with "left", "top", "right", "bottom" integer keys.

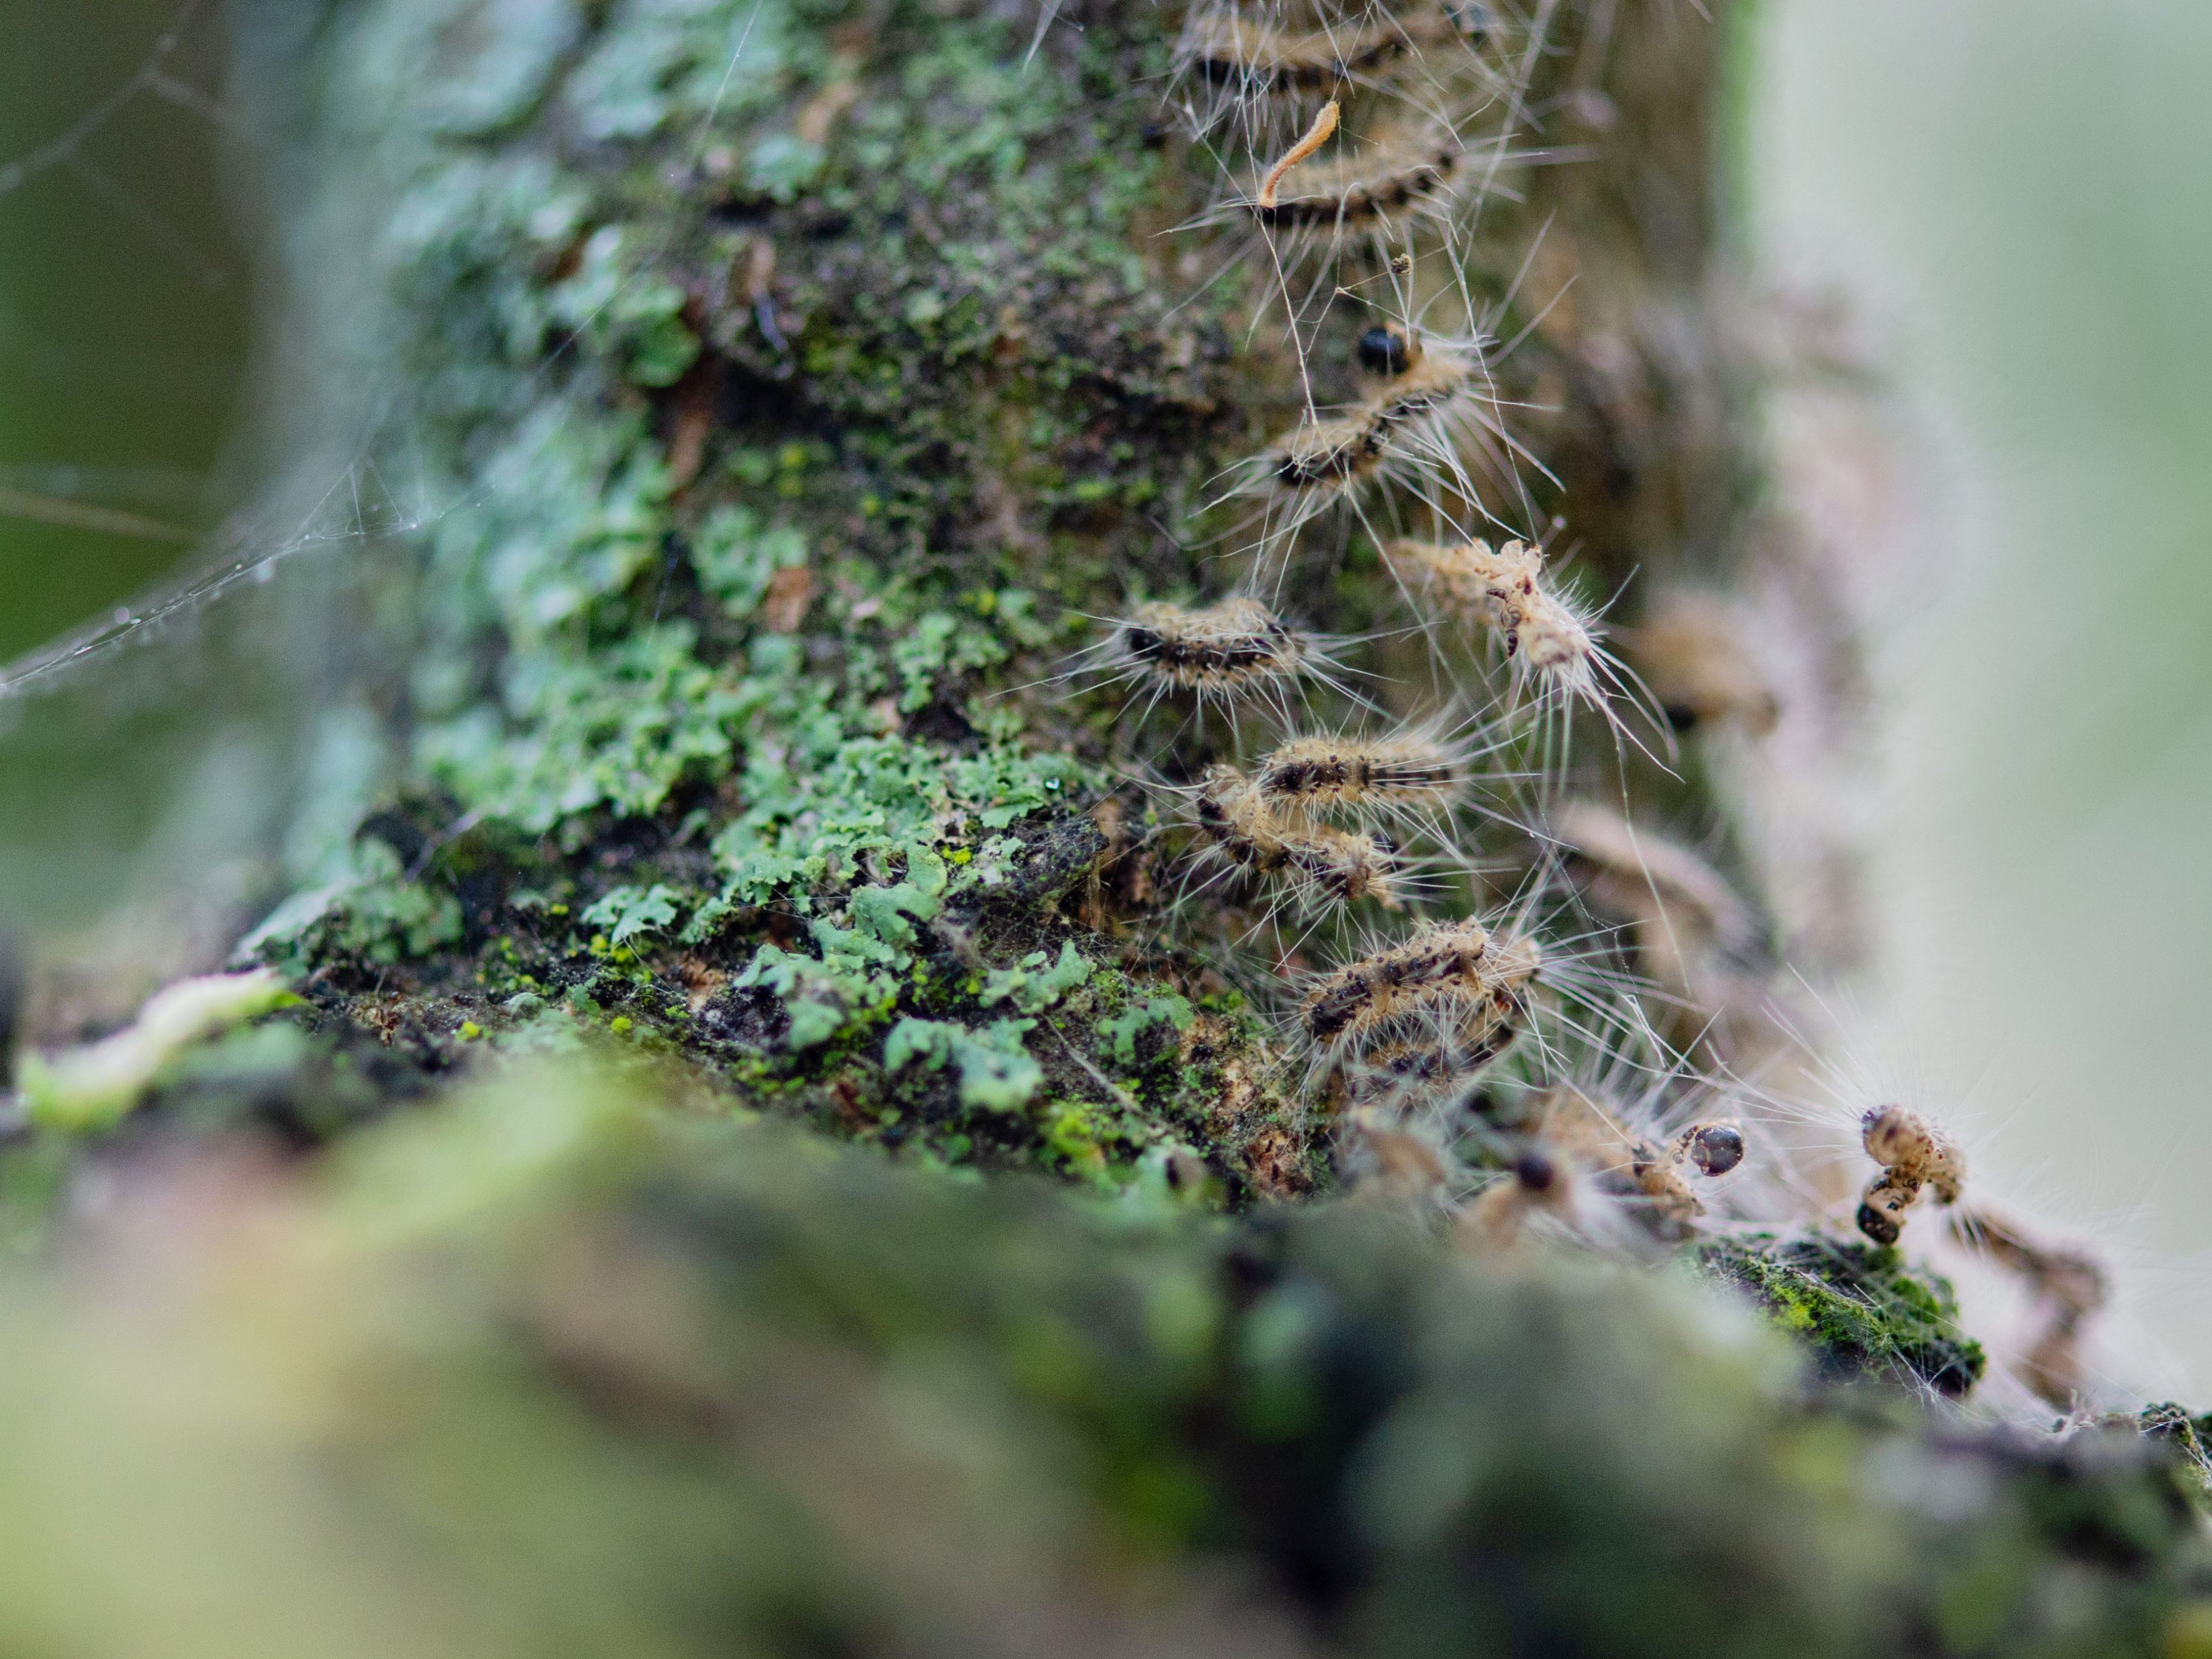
[{"left": 2, "top": 0, "right": 2205, "bottom": 1650}]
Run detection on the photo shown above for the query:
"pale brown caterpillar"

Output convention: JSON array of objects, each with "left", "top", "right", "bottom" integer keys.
[
  {"left": 1339, "top": 1107, "right": 1457, "bottom": 1199},
  {"left": 1382, "top": 535, "right": 1655, "bottom": 744},
  {"left": 1530, "top": 1085, "right": 1745, "bottom": 1225},
  {"left": 1853, "top": 1104, "right": 1965, "bottom": 1246},
  {"left": 1550, "top": 801, "right": 1767, "bottom": 1047},
  {"left": 1193, "top": 763, "right": 1403, "bottom": 910},
  {"left": 1948, "top": 1205, "right": 2109, "bottom": 1407},
  {"left": 1299, "top": 915, "right": 1540, "bottom": 1062},
  {"left": 1622, "top": 593, "right": 1781, "bottom": 735},
  {"left": 1627, "top": 1121, "right": 1747, "bottom": 1222},
  {"left": 1553, "top": 800, "right": 1752, "bottom": 961},
  {"left": 1457, "top": 1146, "right": 1577, "bottom": 1248},
  {"left": 1255, "top": 98, "right": 1340, "bottom": 211},
  {"left": 1252, "top": 723, "right": 1469, "bottom": 820}
]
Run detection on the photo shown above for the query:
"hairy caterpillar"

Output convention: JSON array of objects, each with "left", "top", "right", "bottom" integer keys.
[
  {"left": 1194, "top": 109, "right": 1497, "bottom": 306},
  {"left": 1623, "top": 593, "right": 1782, "bottom": 735},
  {"left": 1385, "top": 534, "right": 1593, "bottom": 684},
  {"left": 1192, "top": 763, "right": 1404, "bottom": 911},
  {"left": 1853, "top": 1104, "right": 1964, "bottom": 1246},
  {"left": 1175, "top": 2, "right": 1495, "bottom": 141},
  {"left": 1299, "top": 915, "right": 1540, "bottom": 1061},
  {"left": 1629, "top": 1121, "right": 1746, "bottom": 1221},
  {"left": 1339, "top": 1106, "right": 1457, "bottom": 1198},
  {"left": 1382, "top": 535, "right": 1654, "bottom": 743},
  {"left": 1084, "top": 596, "right": 1352, "bottom": 715},
  {"left": 1251, "top": 113, "right": 1465, "bottom": 236},
  {"left": 1344, "top": 1034, "right": 1461, "bottom": 1108},
  {"left": 1234, "top": 326, "right": 1505, "bottom": 548},
  {"left": 1252, "top": 718, "right": 1479, "bottom": 822}
]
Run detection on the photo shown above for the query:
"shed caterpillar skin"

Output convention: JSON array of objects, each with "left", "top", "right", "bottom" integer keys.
[
  {"left": 1622, "top": 593, "right": 1782, "bottom": 735},
  {"left": 1299, "top": 915, "right": 1540, "bottom": 1063},
  {"left": 1192, "top": 763, "right": 1404, "bottom": 911},
  {"left": 1382, "top": 535, "right": 1651, "bottom": 735},
  {"left": 1853, "top": 1104, "right": 1964, "bottom": 1246}
]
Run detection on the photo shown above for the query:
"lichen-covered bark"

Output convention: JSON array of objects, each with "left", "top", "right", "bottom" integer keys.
[
  {"left": 232, "top": 0, "right": 1788, "bottom": 1194},
  {"left": 5, "top": 0, "right": 2210, "bottom": 1646},
  {"left": 171, "top": 0, "right": 2021, "bottom": 1401}
]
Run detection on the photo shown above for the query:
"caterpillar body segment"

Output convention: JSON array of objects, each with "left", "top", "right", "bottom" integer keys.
[
  {"left": 1527, "top": 1084, "right": 1747, "bottom": 1228},
  {"left": 1189, "top": 109, "right": 1504, "bottom": 310},
  {"left": 1232, "top": 328, "right": 1505, "bottom": 548},
  {"left": 1339, "top": 1107, "right": 1458, "bottom": 1199},
  {"left": 1255, "top": 97, "right": 1341, "bottom": 210},
  {"left": 1264, "top": 410, "right": 1389, "bottom": 497},
  {"left": 1627, "top": 1121, "right": 1747, "bottom": 1222},
  {"left": 1457, "top": 1146, "right": 1577, "bottom": 1248},
  {"left": 1342, "top": 1036, "right": 1460, "bottom": 1109}
]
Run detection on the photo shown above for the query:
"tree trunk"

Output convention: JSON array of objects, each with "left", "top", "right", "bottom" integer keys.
[{"left": 1, "top": 0, "right": 2207, "bottom": 1650}]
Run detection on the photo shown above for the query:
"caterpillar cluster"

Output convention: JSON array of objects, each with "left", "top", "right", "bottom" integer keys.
[{"left": 1056, "top": 0, "right": 2108, "bottom": 1401}]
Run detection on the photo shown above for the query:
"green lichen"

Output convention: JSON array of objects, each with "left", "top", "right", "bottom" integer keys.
[
  {"left": 224, "top": 0, "right": 1316, "bottom": 1189},
  {"left": 1695, "top": 1231, "right": 1988, "bottom": 1397}
]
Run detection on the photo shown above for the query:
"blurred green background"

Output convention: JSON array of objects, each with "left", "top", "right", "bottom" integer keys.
[
  {"left": 0, "top": 0, "right": 309, "bottom": 943},
  {"left": 0, "top": 0, "right": 247, "bottom": 655},
  {"left": 1, "top": 2, "right": 2207, "bottom": 1384}
]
